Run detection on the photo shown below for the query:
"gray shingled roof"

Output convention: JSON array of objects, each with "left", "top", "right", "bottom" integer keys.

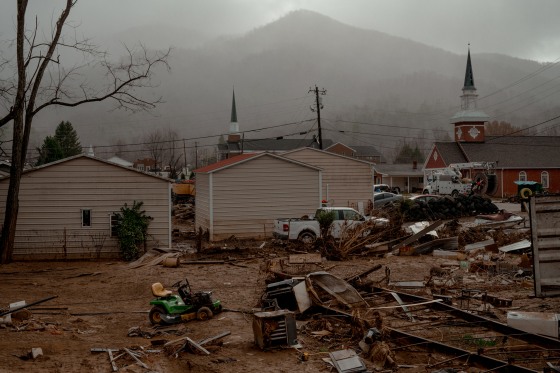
[
  {"left": 435, "top": 136, "right": 560, "bottom": 168},
  {"left": 434, "top": 142, "right": 468, "bottom": 164},
  {"left": 374, "top": 163, "right": 424, "bottom": 177}
]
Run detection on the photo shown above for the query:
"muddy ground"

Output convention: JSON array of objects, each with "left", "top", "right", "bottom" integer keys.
[{"left": 1, "top": 205, "right": 559, "bottom": 373}]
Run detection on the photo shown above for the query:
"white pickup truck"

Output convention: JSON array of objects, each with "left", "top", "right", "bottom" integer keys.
[{"left": 273, "top": 207, "right": 388, "bottom": 243}]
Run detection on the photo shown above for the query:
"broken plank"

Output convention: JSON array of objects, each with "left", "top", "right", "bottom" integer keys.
[
  {"left": 181, "top": 260, "right": 225, "bottom": 265},
  {"left": 392, "top": 220, "right": 444, "bottom": 252},
  {"left": 198, "top": 331, "right": 231, "bottom": 346},
  {"left": 185, "top": 337, "right": 210, "bottom": 355},
  {"left": 107, "top": 349, "right": 118, "bottom": 372},
  {"left": 123, "top": 348, "right": 149, "bottom": 369},
  {"left": 90, "top": 348, "right": 120, "bottom": 372}
]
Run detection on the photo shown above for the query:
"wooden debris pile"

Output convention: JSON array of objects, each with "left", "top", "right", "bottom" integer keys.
[{"left": 173, "top": 203, "right": 194, "bottom": 221}]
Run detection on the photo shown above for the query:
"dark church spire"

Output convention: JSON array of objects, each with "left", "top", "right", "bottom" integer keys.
[
  {"left": 463, "top": 46, "right": 475, "bottom": 90},
  {"left": 229, "top": 88, "right": 240, "bottom": 135},
  {"left": 231, "top": 88, "right": 237, "bottom": 123}
]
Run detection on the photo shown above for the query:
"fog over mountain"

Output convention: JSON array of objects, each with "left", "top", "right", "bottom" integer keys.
[{"left": 20, "top": 10, "right": 560, "bottom": 162}]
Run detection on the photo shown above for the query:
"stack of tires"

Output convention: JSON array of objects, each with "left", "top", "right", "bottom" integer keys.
[{"left": 403, "top": 195, "right": 499, "bottom": 221}]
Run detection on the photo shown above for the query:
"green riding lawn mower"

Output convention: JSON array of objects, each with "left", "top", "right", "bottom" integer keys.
[{"left": 149, "top": 277, "right": 222, "bottom": 325}]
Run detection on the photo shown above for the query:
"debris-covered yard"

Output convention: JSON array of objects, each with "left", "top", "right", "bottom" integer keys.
[{"left": 1, "top": 201, "right": 559, "bottom": 373}]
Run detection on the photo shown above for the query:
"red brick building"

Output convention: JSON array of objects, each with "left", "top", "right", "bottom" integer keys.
[{"left": 424, "top": 49, "right": 560, "bottom": 198}]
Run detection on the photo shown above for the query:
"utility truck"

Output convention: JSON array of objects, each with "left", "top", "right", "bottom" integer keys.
[{"left": 423, "top": 162, "right": 497, "bottom": 197}]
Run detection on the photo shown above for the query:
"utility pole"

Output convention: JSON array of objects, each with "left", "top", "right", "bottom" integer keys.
[
  {"left": 182, "top": 139, "right": 187, "bottom": 177},
  {"left": 309, "top": 85, "right": 326, "bottom": 149}
]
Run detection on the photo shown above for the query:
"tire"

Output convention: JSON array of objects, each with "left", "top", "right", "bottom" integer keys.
[
  {"left": 520, "top": 187, "right": 533, "bottom": 199},
  {"left": 149, "top": 306, "right": 168, "bottom": 325},
  {"left": 422, "top": 189, "right": 430, "bottom": 195},
  {"left": 298, "top": 231, "right": 316, "bottom": 244},
  {"left": 392, "top": 187, "right": 401, "bottom": 194},
  {"left": 196, "top": 306, "right": 213, "bottom": 321},
  {"left": 451, "top": 190, "right": 459, "bottom": 198}
]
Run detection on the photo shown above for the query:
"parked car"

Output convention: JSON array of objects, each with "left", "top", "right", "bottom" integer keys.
[
  {"left": 373, "top": 192, "right": 403, "bottom": 208},
  {"left": 374, "top": 184, "right": 401, "bottom": 194}
]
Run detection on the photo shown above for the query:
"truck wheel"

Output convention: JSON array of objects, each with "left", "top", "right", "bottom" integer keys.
[
  {"left": 422, "top": 189, "right": 430, "bottom": 195},
  {"left": 197, "top": 306, "right": 213, "bottom": 321},
  {"left": 451, "top": 190, "right": 459, "bottom": 197},
  {"left": 298, "top": 231, "right": 316, "bottom": 244},
  {"left": 149, "top": 306, "right": 168, "bottom": 325}
]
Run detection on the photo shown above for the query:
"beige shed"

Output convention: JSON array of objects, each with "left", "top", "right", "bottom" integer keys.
[
  {"left": 281, "top": 147, "right": 376, "bottom": 214},
  {"left": 0, "top": 155, "right": 171, "bottom": 260},
  {"left": 194, "top": 153, "right": 322, "bottom": 241}
]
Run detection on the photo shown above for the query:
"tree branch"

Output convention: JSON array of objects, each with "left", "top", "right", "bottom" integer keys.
[{"left": 32, "top": 46, "right": 171, "bottom": 115}]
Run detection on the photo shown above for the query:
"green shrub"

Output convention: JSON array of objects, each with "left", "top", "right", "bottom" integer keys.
[
  {"left": 114, "top": 201, "right": 153, "bottom": 261},
  {"left": 316, "top": 210, "right": 335, "bottom": 238}
]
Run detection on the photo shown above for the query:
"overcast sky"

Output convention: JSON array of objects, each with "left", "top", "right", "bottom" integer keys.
[{"left": 1, "top": 0, "right": 559, "bottom": 62}]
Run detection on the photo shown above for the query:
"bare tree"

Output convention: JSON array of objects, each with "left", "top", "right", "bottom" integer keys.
[
  {"left": 142, "top": 127, "right": 182, "bottom": 178},
  {"left": 0, "top": 0, "right": 171, "bottom": 263}
]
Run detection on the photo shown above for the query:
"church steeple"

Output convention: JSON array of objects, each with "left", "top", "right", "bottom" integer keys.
[
  {"left": 463, "top": 47, "right": 475, "bottom": 90},
  {"left": 460, "top": 46, "right": 479, "bottom": 111},
  {"left": 229, "top": 88, "right": 239, "bottom": 134},
  {"left": 451, "top": 46, "right": 489, "bottom": 143},
  {"left": 231, "top": 89, "right": 238, "bottom": 124}
]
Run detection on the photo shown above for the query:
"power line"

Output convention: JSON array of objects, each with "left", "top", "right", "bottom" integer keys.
[
  {"left": 486, "top": 113, "right": 560, "bottom": 142},
  {"left": 21, "top": 119, "right": 320, "bottom": 162},
  {"left": 328, "top": 118, "right": 450, "bottom": 133}
]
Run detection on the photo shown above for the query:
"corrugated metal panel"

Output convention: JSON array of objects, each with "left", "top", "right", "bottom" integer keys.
[
  {"left": 529, "top": 196, "right": 560, "bottom": 297},
  {"left": 0, "top": 157, "right": 170, "bottom": 259}
]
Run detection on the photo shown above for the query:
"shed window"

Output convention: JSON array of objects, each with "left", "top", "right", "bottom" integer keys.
[
  {"left": 81, "top": 209, "right": 92, "bottom": 227},
  {"left": 519, "top": 171, "right": 527, "bottom": 182},
  {"left": 110, "top": 213, "right": 119, "bottom": 237},
  {"left": 541, "top": 171, "right": 550, "bottom": 189}
]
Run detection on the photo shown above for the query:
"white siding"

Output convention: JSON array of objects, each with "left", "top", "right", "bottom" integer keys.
[
  {"left": 283, "top": 148, "right": 374, "bottom": 212},
  {"left": 196, "top": 155, "right": 320, "bottom": 241},
  {"left": 194, "top": 173, "right": 210, "bottom": 234},
  {"left": 0, "top": 157, "right": 171, "bottom": 259}
]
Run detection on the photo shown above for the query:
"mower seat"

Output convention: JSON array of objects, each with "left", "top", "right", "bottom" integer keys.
[{"left": 151, "top": 282, "right": 172, "bottom": 297}]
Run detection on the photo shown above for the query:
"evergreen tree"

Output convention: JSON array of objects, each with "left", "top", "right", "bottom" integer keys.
[
  {"left": 54, "top": 121, "right": 82, "bottom": 156},
  {"left": 36, "top": 136, "right": 64, "bottom": 165},
  {"left": 394, "top": 142, "right": 425, "bottom": 164},
  {"left": 35, "top": 121, "right": 82, "bottom": 166}
]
